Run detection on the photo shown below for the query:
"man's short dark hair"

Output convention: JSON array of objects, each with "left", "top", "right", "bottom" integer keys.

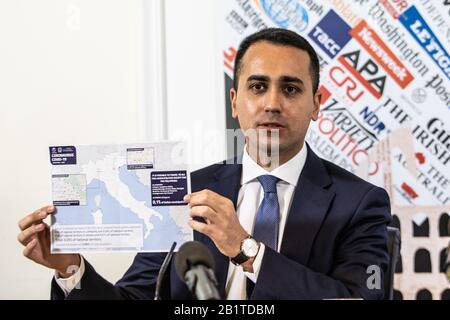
[{"left": 233, "top": 28, "right": 320, "bottom": 94}]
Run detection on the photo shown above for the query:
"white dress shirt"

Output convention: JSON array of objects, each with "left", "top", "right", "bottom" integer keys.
[
  {"left": 225, "top": 144, "right": 307, "bottom": 299},
  {"left": 55, "top": 145, "right": 308, "bottom": 299},
  {"left": 54, "top": 255, "right": 85, "bottom": 295}
]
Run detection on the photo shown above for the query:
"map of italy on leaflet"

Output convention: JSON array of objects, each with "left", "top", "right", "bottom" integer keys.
[{"left": 48, "top": 141, "right": 193, "bottom": 253}]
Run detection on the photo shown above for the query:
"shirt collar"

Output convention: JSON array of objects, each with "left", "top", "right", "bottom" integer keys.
[{"left": 241, "top": 143, "right": 307, "bottom": 187}]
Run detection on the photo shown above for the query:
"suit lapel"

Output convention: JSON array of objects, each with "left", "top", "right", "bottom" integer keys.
[
  {"left": 280, "top": 145, "right": 335, "bottom": 265},
  {"left": 195, "top": 160, "right": 242, "bottom": 298}
]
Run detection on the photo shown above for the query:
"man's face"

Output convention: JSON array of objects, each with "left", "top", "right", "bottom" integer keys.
[{"left": 230, "top": 41, "right": 321, "bottom": 160}]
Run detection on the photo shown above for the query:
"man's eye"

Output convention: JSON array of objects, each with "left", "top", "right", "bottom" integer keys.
[
  {"left": 250, "top": 83, "right": 266, "bottom": 92},
  {"left": 284, "top": 86, "right": 299, "bottom": 95}
]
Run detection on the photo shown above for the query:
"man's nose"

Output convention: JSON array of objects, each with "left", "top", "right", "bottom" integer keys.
[{"left": 263, "top": 89, "right": 282, "bottom": 113}]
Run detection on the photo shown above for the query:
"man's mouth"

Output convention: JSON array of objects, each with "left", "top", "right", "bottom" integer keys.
[{"left": 257, "top": 122, "right": 285, "bottom": 129}]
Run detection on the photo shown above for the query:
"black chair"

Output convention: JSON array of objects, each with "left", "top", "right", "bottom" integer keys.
[{"left": 384, "top": 227, "right": 401, "bottom": 300}]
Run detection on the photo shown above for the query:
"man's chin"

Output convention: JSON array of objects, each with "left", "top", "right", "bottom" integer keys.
[{"left": 247, "top": 140, "right": 281, "bottom": 161}]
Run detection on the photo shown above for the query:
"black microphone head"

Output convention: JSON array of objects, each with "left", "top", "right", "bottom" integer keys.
[{"left": 175, "top": 241, "right": 215, "bottom": 280}]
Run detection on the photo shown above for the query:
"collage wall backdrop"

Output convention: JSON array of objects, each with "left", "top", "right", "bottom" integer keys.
[{"left": 219, "top": 0, "right": 450, "bottom": 300}]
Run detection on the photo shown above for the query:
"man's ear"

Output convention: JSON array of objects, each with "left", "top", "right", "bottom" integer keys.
[
  {"left": 230, "top": 88, "right": 238, "bottom": 119},
  {"left": 311, "top": 90, "right": 321, "bottom": 121}
]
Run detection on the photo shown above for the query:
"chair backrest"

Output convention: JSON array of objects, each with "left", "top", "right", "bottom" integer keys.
[{"left": 384, "top": 227, "right": 401, "bottom": 300}]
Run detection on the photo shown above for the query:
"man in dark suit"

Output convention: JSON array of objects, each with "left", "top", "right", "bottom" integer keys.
[{"left": 18, "top": 28, "right": 391, "bottom": 300}]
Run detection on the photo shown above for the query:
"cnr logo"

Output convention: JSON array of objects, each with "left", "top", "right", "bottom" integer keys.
[{"left": 256, "top": 0, "right": 309, "bottom": 32}]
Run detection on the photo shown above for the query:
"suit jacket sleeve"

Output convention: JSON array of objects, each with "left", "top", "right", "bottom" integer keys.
[
  {"left": 51, "top": 253, "right": 167, "bottom": 300},
  {"left": 251, "top": 186, "right": 391, "bottom": 300}
]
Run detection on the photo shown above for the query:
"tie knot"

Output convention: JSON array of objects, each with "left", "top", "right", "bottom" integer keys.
[{"left": 257, "top": 175, "right": 280, "bottom": 193}]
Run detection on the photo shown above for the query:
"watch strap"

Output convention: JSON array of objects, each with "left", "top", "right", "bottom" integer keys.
[
  {"left": 230, "top": 235, "right": 253, "bottom": 266},
  {"left": 230, "top": 251, "right": 249, "bottom": 266}
]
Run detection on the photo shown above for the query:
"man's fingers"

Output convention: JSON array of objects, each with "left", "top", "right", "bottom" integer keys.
[
  {"left": 188, "top": 219, "right": 212, "bottom": 237},
  {"left": 17, "top": 223, "right": 45, "bottom": 245},
  {"left": 186, "top": 190, "right": 226, "bottom": 211},
  {"left": 22, "top": 238, "right": 37, "bottom": 258},
  {"left": 18, "top": 205, "right": 55, "bottom": 230},
  {"left": 36, "top": 223, "right": 50, "bottom": 255},
  {"left": 189, "top": 205, "right": 216, "bottom": 221}
]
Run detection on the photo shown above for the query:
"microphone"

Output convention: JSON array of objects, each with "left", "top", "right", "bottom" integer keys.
[
  {"left": 154, "top": 241, "right": 177, "bottom": 300},
  {"left": 175, "top": 241, "right": 221, "bottom": 300}
]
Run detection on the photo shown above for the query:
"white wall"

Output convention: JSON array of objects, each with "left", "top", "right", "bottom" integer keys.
[
  {"left": 0, "top": 0, "right": 224, "bottom": 299},
  {"left": 165, "top": 0, "right": 226, "bottom": 170}
]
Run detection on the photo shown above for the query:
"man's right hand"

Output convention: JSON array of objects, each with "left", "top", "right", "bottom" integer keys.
[{"left": 17, "top": 205, "right": 80, "bottom": 278}]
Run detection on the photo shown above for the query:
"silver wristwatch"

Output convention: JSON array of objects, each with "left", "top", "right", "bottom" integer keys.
[{"left": 230, "top": 235, "right": 260, "bottom": 266}]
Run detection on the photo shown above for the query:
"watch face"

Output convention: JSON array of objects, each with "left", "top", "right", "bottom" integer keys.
[{"left": 242, "top": 238, "right": 259, "bottom": 257}]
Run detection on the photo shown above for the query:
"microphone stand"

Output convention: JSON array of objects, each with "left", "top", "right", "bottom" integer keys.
[{"left": 154, "top": 241, "right": 177, "bottom": 300}]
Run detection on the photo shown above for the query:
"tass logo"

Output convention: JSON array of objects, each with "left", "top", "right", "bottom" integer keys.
[
  {"left": 257, "top": 0, "right": 309, "bottom": 32},
  {"left": 308, "top": 10, "right": 352, "bottom": 58}
]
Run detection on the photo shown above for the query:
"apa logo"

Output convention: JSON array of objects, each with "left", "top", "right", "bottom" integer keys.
[
  {"left": 338, "top": 49, "right": 387, "bottom": 99},
  {"left": 308, "top": 10, "right": 352, "bottom": 59},
  {"left": 257, "top": 0, "right": 309, "bottom": 33}
]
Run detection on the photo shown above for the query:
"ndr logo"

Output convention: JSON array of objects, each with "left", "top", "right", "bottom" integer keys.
[{"left": 257, "top": 0, "right": 309, "bottom": 32}]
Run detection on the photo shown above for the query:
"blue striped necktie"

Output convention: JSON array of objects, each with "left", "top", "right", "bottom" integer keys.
[
  {"left": 247, "top": 175, "right": 281, "bottom": 298},
  {"left": 253, "top": 175, "right": 281, "bottom": 250}
]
